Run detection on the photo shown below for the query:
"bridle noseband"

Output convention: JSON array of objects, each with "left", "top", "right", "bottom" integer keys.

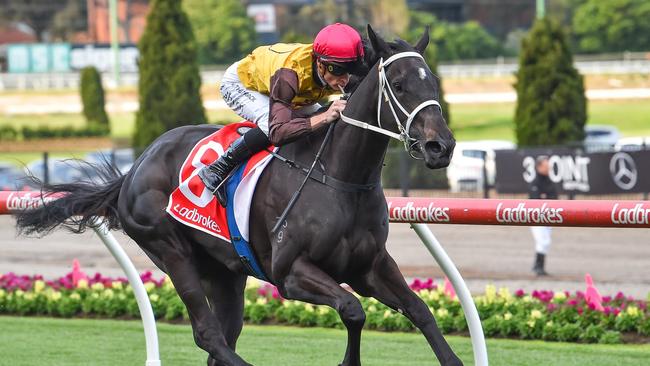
[{"left": 340, "top": 51, "right": 442, "bottom": 159}]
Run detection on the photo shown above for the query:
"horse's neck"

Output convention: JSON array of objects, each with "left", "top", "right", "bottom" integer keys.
[{"left": 321, "top": 69, "right": 392, "bottom": 185}]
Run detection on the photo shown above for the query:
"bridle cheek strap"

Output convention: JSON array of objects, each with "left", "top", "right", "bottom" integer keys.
[{"left": 339, "top": 51, "right": 442, "bottom": 150}]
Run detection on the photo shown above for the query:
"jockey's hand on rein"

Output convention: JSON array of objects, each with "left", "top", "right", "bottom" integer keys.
[{"left": 324, "top": 99, "right": 347, "bottom": 123}]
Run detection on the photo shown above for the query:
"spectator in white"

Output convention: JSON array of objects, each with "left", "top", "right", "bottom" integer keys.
[{"left": 529, "top": 156, "right": 558, "bottom": 276}]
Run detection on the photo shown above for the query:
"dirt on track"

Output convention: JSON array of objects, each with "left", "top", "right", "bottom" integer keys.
[{"left": 1, "top": 215, "right": 648, "bottom": 298}]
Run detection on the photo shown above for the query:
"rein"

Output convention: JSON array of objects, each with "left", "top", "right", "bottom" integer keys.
[
  {"left": 340, "top": 51, "right": 442, "bottom": 159},
  {"left": 271, "top": 122, "right": 336, "bottom": 234}
]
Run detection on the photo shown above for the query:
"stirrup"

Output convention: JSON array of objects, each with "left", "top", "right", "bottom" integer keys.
[{"left": 212, "top": 169, "right": 239, "bottom": 207}]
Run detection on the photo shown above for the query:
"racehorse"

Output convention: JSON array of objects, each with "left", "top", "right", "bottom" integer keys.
[{"left": 15, "top": 25, "right": 460, "bottom": 366}]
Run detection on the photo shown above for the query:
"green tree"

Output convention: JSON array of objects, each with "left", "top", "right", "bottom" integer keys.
[
  {"left": 573, "top": 0, "right": 650, "bottom": 53},
  {"left": 402, "top": 12, "right": 450, "bottom": 125},
  {"left": 398, "top": 12, "right": 502, "bottom": 62},
  {"left": 280, "top": 0, "right": 409, "bottom": 42},
  {"left": 515, "top": 18, "right": 586, "bottom": 147},
  {"left": 183, "top": 0, "right": 257, "bottom": 65},
  {"left": 280, "top": 0, "right": 340, "bottom": 42},
  {"left": 133, "top": 0, "right": 206, "bottom": 150},
  {"left": 51, "top": 0, "right": 87, "bottom": 41},
  {"left": 0, "top": 0, "right": 67, "bottom": 41},
  {"left": 431, "top": 20, "right": 501, "bottom": 61},
  {"left": 80, "top": 66, "right": 110, "bottom": 131},
  {"left": 548, "top": 0, "right": 587, "bottom": 28}
]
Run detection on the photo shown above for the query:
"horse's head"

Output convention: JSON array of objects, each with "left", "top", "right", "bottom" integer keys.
[{"left": 365, "top": 25, "right": 455, "bottom": 169}]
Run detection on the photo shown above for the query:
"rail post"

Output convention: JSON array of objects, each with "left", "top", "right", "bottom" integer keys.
[
  {"left": 410, "top": 223, "right": 488, "bottom": 366},
  {"left": 92, "top": 219, "right": 161, "bottom": 366}
]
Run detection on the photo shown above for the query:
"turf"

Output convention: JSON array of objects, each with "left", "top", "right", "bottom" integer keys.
[
  {"left": 0, "top": 316, "right": 648, "bottom": 366},
  {"left": 450, "top": 99, "right": 650, "bottom": 141},
  {"left": 2, "top": 100, "right": 648, "bottom": 143}
]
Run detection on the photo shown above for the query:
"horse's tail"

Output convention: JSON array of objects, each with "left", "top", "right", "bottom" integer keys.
[{"left": 15, "top": 162, "right": 126, "bottom": 236}]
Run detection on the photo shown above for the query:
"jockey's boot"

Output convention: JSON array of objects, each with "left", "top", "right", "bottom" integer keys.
[
  {"left": 198, "top": 127, "right": 269, "bottom": 207},
  {"left": 532, "top": 252, "right": 548, "bottom": 276}
]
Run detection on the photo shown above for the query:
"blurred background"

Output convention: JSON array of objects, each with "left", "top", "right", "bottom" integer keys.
[
  {"left": 0, "top": 0, "right": 649, "bottom": 295},
  {"left": 0, "top": 0, "right": 648, "bottom": 199}
]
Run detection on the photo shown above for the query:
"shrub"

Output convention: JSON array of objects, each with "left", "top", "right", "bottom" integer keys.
[
  {"left": 2, "top": 274, "right": 648, "bottom": 345},
  {"left": 80, "top": 66, "right": 110, "bottom": 130},
  {"left": 638, "top": 317, "right": 650, "bottom": 336},
  {"left": 514, "top": 18, "right": 586, "bottom": 147},
  {"left": 0, "top": 126, "right": 18, "bottom": 141},
  {"left": 556, "top": 323, "right": 582, "bottom": 342},
  {"left": 580, "top": 324, "right": 606, "bottom": 343},
  {"left": 598, "top": 331, "right": 622, "bottom": 344},
  {"left": 18, "top": 125, "right": 109, "bottom": 140}
]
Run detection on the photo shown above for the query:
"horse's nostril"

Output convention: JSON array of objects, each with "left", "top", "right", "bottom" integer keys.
[{"left": 425, "top": 141, "right": 445, "bottom": 156}]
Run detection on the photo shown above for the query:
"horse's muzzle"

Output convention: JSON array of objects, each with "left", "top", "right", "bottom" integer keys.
[{"left": 422, "top": 139, "right": 455, "bottom": 169}]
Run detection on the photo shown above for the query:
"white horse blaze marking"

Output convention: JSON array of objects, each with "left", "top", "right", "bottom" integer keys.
[{"left": 418, "top": 68, "right": 426, "bottom": 80}]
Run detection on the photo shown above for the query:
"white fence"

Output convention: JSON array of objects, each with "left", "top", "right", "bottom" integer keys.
[{"left": 2, "top": 57, "right": 649, "bottom": 90}]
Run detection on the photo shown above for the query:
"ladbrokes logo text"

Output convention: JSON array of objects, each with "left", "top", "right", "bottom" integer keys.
[
  {"left": 496, "top": 202, "right": 564, "bottom": 224},
  {"left": 5, "top": 192, "right": 58, "bottom": 212},
  {"left": 172, "top": 204, "right": 222, "bottom": 233},
  {"left": 388, "top": 201, "right": 450, "bottom": 223},
  {"left": 611, "top": 203, "right": 649, "bottom": 225}
]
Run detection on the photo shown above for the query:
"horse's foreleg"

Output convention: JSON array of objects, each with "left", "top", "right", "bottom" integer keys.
[
  {"left": 349, "top": 252, "right": 463, "bottom": 366},
  {"left": 276, "top": 256, "right": 365, "bottom": 366}
]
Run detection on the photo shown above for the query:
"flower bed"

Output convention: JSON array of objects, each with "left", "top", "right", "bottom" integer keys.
[{"left": 1, "top": 272, "right": 649, "bottom": 344}]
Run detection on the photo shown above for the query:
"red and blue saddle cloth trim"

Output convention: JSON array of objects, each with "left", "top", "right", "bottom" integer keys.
[{"left": 225, "top": 162, "right": 270, "bottom": 282}]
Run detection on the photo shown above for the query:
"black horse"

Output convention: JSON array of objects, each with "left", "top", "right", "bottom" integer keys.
[{"left": 16, "top": 25, "right": 460, "bottom": 366}]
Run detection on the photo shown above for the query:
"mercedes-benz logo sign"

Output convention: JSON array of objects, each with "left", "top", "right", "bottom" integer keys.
[{"left": 609, "top": 152, "right": 637, "bottom": 190}]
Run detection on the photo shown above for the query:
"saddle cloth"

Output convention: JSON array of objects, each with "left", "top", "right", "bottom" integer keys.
[{"left": 166, "top": 122, "right": 275, "bottom": 279}]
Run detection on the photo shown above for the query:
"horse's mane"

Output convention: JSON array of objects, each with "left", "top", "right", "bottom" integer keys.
[{"left": 364, "top": 38, "right": 413, "bottom": 65}]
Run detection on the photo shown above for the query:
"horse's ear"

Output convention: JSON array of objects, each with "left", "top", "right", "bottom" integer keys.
[
  {"left": 367, "top": 24, "right": 389, "bottom": 56},
  {"left": 414, "top": 26, "right": 430, "bottom": 55}
]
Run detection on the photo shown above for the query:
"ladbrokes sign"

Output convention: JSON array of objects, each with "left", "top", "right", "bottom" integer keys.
[
  {"left": 495, "top": 148, "right": 650, "bottom": 194},
  {"left": 0, "top": 191, "right": 61, "bottom": 214},
  {"left": 385, "top": 197, "right": 649, "bottom": 228}
]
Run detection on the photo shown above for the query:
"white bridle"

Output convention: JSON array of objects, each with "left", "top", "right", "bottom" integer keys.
[{"left": 339, "top": 51, "right": 442, "bottom": 157}]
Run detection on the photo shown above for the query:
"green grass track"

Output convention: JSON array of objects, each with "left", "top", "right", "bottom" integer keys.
[{"left": 0, "top": 316, "right": 648, "bottom": 365}]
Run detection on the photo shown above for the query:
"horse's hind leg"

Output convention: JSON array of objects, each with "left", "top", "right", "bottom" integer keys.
[
  {"left": 197, "top": 259, "right": 247, "bottom": 364},
  {"left": 349, "top": 252, "right": 463, "bottom": 366},
  {"left": 276, "top": 256, "right": 365, "bottom": 366},
  {"left": 140, "top": 238, "right": 252, "bottom": 366}
]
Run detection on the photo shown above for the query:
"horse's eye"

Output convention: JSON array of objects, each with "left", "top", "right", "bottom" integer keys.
[{"left": 393, "top": 81, "right": 402, "bottom": 92}]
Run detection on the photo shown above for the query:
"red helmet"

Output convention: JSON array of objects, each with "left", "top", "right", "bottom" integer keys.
[{"left": 313, "top": 23, "right": 364, "bottom": 63}]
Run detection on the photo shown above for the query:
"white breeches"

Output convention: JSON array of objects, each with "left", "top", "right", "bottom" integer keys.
[
  {"left": 530, "top": 226, "right": 552, "bottom": 254},
  {"left": 220, "top": 62, "right": 271, "bottom": 134},
  {"left": 220, "top": 62, "right": 322, "bottom": 136}
]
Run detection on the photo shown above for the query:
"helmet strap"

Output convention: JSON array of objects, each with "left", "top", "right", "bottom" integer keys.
[{"left": 315, "top": 60, "right": 329, "bottom": 88}]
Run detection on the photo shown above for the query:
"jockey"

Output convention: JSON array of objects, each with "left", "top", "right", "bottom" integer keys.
[{"left": 199, "top": 23, "right": 364, "bottom": 206}]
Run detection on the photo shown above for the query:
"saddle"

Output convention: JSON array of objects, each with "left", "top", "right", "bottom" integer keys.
[{"left": 166, "top": 122, "right": 274, "bottom": 280}]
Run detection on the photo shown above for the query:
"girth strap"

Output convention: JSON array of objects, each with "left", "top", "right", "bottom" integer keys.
[{"left": 265, "top": 148, "right": 379, "bottom": 192}]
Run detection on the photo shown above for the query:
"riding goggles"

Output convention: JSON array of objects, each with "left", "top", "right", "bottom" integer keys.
[{"left": 323, "top": 61, "right": 355, "bottom": 76}]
